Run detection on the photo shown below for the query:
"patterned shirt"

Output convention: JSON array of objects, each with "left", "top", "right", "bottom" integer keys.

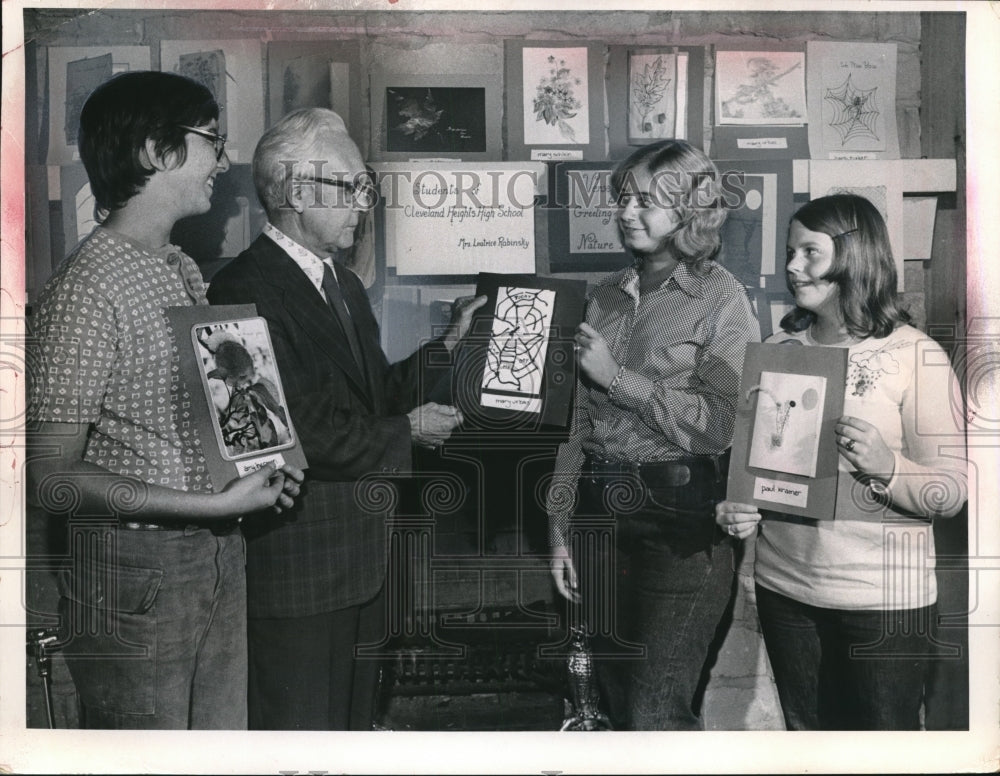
[
  {"left": 29, "top": 227, "right": 212, "bottom": 492},
  {"left": 547, "top": 259, "right": 760, "bottom": 546},
  {"left": 263, "top": 223, "right": 323, "bottom": 295}
]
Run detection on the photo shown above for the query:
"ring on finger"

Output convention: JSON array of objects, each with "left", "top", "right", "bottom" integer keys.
[{"left": 844, "top": 438, "right": 856, "bottom": 452}]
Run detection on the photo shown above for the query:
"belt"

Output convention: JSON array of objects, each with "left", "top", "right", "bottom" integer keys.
[
  {"left": 120, "top": 519, "right": 242, "bottom": 534},
  {"left": 582, "top": 451, "right": 729, "bottom": 488}
]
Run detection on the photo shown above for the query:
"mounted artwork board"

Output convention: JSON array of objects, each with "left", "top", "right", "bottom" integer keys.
[
  {"left": 369, "top": 71, "right": 502, "bottom": 162},
  {"left": 548, "top": 161, "right": 627, "bottom": 273},
  {"left": 727, "top": 342, "right": 848, "bottom": 520},
  {"left": 265, "top": 40, "right": 361, "bottom": 140},
  {"left": 607, "top": 45, "right": 706, "bottom": 160},
  {"left": 452, "top": 273, "right": 586, "bottom": 431},
  {"left": 505, "top": 40, "right": 605, "bottom": 162},
  {"left": 165, "top": 304, "right": 308, "bottom": 492},
  {"left": 713, "top": 159, "right": 794, "bottom": 283},
  {"left": 160, "top": 39, "right": 265, "bottom": 164},
  {"left": 806, "top": 40, "right": 900, "bottom": 160},
  {"left": 712, "top": 46, "right": 809, "bottom": 160},
  {"left": 45, "top": 46, "right": 151, "bottom": 165}
]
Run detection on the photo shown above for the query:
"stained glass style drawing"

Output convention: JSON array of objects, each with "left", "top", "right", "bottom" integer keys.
[{"left": 480, "top": 286, "right": 556, "bottom": 414}]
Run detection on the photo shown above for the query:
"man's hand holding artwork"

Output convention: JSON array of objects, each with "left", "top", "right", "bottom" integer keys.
[
  {"left": 442, "top": 294, "right": 488, "bottom": 352},
  {"left": 408, "top": 402, "right": 464, "bottom": 449}
]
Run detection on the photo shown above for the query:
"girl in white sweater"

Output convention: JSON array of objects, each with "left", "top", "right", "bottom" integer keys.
[{"left": 716, "top": 194, "right": 967, "bottom": 729}]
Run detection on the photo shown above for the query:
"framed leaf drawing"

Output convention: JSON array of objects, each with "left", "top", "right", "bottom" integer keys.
[
  {"left": 165, "top": 304, "right": 307, "bottom": 492},
  {"left": 608, "top": 45, "right": 705, "bottom": 160},
  {"left": 628, "top": 52, "right": 676, "bottom": 143}
]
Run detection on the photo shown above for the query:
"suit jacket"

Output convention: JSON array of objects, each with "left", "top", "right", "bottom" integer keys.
[{"left": 207, "top": 234, "right": 451, "bottom": 617}]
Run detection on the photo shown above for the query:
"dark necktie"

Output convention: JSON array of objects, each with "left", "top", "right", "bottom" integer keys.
[{"left": 321, "top": 261, "right": 364, "bottom": 370}]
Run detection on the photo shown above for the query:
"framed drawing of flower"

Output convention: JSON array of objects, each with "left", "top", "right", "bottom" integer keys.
[{"left": 505, "top": 40, "right": 605, "bottom": 161}]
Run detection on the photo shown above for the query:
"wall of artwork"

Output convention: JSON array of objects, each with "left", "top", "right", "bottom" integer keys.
[{"left": 22, "top": 8, "right": 964, "bottom": 362}]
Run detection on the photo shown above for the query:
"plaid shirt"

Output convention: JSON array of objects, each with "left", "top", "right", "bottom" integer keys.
[{"left": 547, "top": 260, "right": 760, "bottom": 546}]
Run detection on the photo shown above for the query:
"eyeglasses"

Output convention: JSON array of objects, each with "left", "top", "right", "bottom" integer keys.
[
  {"left": 299, "top": 176, "right": 378, "bottom": 212},
  {"left": 177, "top": 124, "right": 228, "bottom": 162}
]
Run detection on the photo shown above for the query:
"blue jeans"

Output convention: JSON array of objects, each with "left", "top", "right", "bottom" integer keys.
[
  {"left": 755, "top": 584, "right": 935, "bottom": 730},
  {"left": 57, "top": 524, "right": 248, "bottom": 729},
  {"left": 571, "top": 465, "right": 736, "bottom": 730}
]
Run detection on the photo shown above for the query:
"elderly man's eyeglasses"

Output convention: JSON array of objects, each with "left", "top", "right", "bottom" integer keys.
[
  {"left": 177, "top": 124, "right": 228, "bottom": 161},
  {"left": 299, "top": 176, "right": 378, "bottom": 212}
]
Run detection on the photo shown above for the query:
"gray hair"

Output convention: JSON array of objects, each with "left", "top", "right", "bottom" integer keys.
[{"left": 252, "top": 108, "right": 349, "bottom": 214}]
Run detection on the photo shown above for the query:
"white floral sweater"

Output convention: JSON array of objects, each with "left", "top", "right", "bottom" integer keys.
[{"left": 754, "top": 324, "right": 967, "bottom": 611}]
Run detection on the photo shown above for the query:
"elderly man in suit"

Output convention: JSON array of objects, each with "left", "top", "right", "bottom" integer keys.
[{"left": 208, "top": 108, "right": 484, "bottom": 730}]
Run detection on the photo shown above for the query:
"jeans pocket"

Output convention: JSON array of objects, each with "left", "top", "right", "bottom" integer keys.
[
  {"left": 57, "top": 562, "right": 163, "bottom": 716},
  {"left": 639, "top": 487, "right": 717, "bottom": 555}
]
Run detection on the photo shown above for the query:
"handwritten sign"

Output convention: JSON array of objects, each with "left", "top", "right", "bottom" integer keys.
[
  {"left": 565, "top": 168, "right": 624, "bottom": 255},
  {"left": 753, "top": 476, "right": 809, "bottom": 509},
  {"left": 374, "top": 163, "right": 542, "bottom": 276}
]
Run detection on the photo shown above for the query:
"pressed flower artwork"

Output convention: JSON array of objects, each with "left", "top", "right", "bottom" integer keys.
[
  {"left": 522, "top": 48, "right": 589, "bottom": 145},
  {"left": 627, "top": 52, "right": 676, "bottom": 143}
]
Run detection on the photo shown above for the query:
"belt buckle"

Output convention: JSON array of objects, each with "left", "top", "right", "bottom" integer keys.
[{"left": 639, "top": 461, "right": 691, "bottom": 488}]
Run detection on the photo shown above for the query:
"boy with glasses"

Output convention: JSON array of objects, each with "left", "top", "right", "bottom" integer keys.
[{"left": 28, "top": 71, "right": 303, "bottom": 729}]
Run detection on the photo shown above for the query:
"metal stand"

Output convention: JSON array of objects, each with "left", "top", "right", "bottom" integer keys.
[{"left": 27, "top": 627, "right": 60, "bottom": 729}]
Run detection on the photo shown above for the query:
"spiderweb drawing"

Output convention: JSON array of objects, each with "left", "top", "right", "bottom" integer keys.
[
  {"left": 824, "top": 73, "right": 880, "bottom": 145},
  {"left": 481, "top": 286, "right": 555, "bottom": 413}
]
